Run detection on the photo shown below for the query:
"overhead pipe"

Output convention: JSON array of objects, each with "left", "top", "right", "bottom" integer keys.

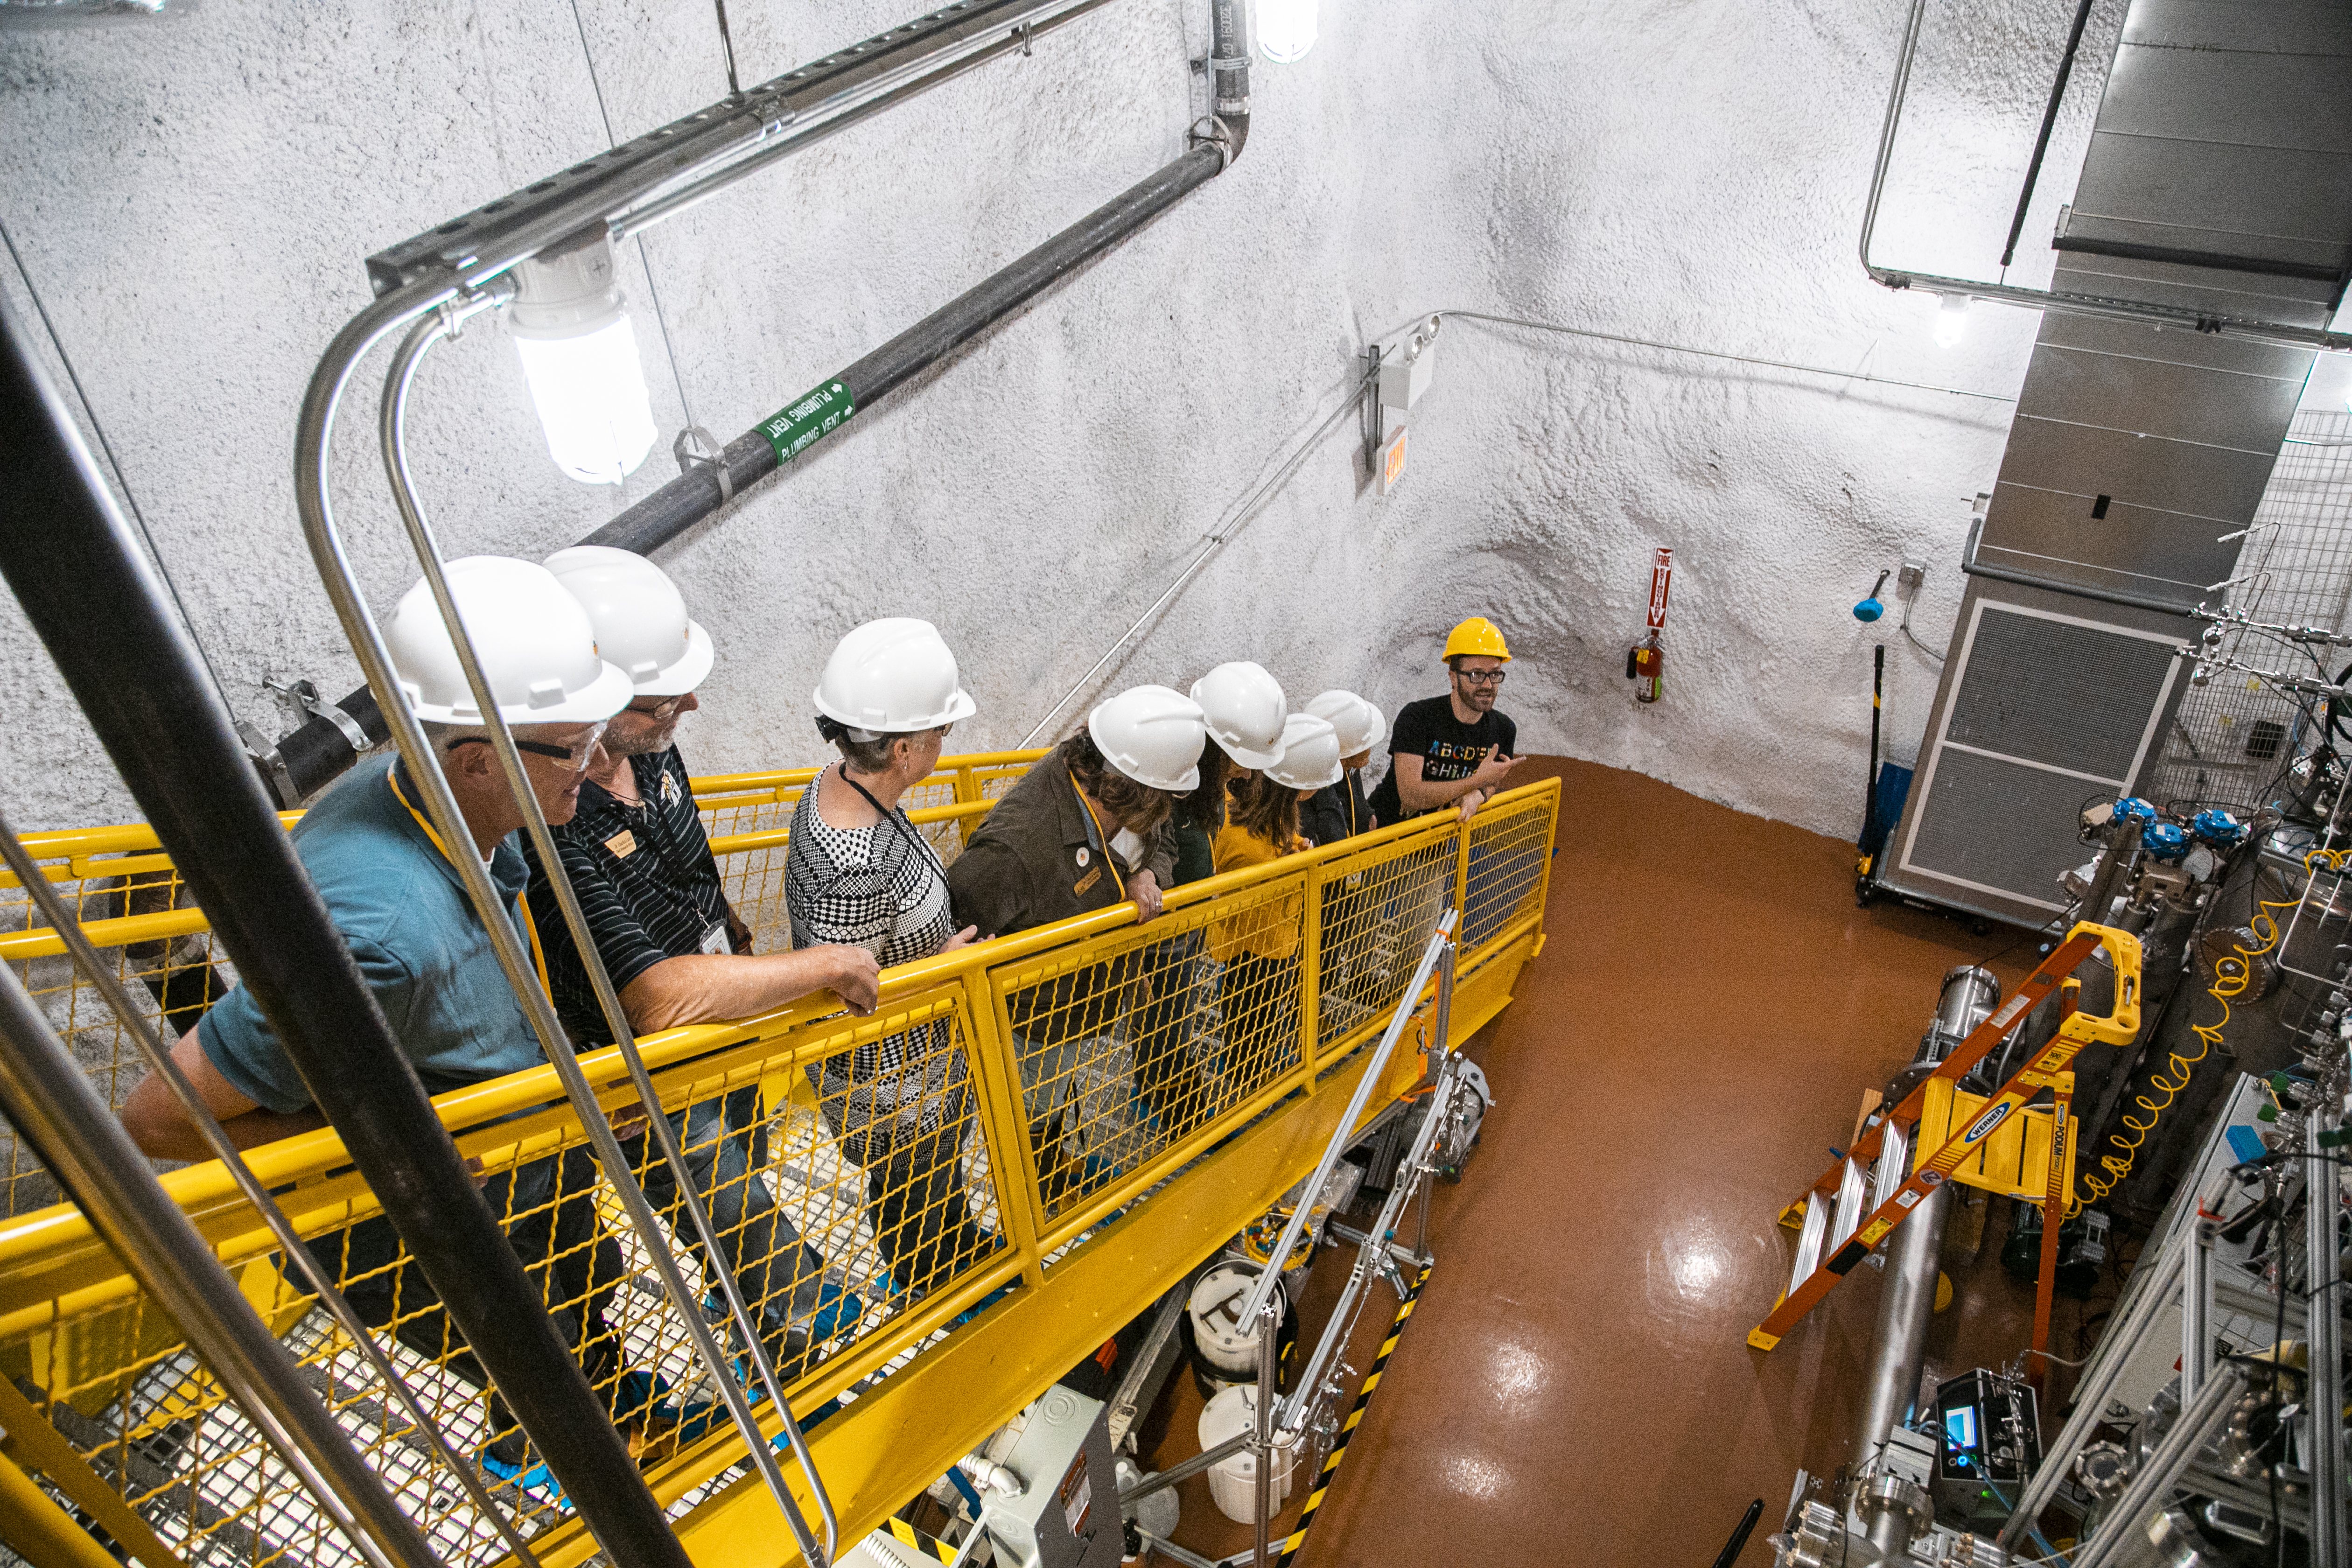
[
  {"left": 0, "top": 293, "right": 698, "bottom": 1568},
  {"left": 262, "top": 0, "right": 1252, "bottom": 801}
]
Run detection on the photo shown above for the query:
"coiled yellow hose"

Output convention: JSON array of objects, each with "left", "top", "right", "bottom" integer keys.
[{"left": 2075, "top": 847, "right": 2339, "bottom": 1210}]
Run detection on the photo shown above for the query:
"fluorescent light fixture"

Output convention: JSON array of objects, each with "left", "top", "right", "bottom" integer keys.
[
  {"left": 1258, "top": 0, "right": 1316, "bottom": 62},
  {"left": 509, "top": 232, "right": 658, "bottom": 486},
  {"left": 1932, "top": 292, "right": 1969, "bottom": 348}
]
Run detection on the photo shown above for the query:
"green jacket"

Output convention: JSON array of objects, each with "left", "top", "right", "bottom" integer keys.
[{"left": 948, "top": 752, "right": 1175, "bottom": 1045}]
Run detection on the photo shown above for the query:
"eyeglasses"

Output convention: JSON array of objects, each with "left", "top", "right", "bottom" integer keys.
[
  {"left": 449, "top": 726, "right": 605, "bottom": 767},
  {"left": 626, "top": 694, "right": 690, "bottom": 721},
  {"left": 1456, "top": 669, "right": 1508, "bottom": 686}
]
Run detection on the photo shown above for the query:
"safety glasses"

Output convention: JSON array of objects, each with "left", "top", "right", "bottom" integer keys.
[
  {"left": 449, "top": 724, "right": 606, "bottom": 768},
  {"left": 626, "top": 694, "right": 691, "bottom": 721},
  {"left": 1456, "top": 669, "right": 1507, "bottom": 686}
]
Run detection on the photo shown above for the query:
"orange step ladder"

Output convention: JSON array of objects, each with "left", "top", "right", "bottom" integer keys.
[{"left": 1749, "top": 922, "right": 2140, "bottom": 1352}]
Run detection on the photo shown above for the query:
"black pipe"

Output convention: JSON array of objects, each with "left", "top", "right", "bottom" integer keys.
[
  {"left": 0, "top": 295, "right": 696, "bottom": 1568},
  {"left": 582, "top": 143, "right": 1231, "bottom": 556},
  {"left": 1713, "top": 1498, "right": 1765, "bottom": 1568},
  {"left": 1999, "top": 0, "right": 2096, "bottom": 270}
]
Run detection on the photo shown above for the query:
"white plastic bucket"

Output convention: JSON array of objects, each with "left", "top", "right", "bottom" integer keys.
[{"left": 1196, "top": 1384, "right": 1296, "bottom": 1524}]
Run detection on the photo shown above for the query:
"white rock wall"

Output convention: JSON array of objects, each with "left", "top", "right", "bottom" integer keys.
[{"left": 0, "top": 0, "right": 2123, "bottom": 836}]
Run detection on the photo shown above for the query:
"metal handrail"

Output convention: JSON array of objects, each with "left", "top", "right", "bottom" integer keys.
[
  {"left": 0, "top": 805, "right": 544, "bottom": 1568},
  {"left": 1232, "top": 911, "right": 1458, "bottom": 1332},
  {"left": 355, "top": 310, "right": 839, "bottom": 1559}
]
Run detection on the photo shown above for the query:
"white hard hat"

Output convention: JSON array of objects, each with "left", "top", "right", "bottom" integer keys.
[
  {"left": 1088, "top": 686, "right": 1206, "bottom": 792},
  {"left": 1264, "top": 714, "right": 1342, "bottom": 791},
  {"left": 813, "top": 618, "right": 978, "bottom": 735},
  {"left": 387, "top": 557, "right": 634, "bottom": 726},
  {"left": 1303, "top": 690, "right": 1387, "bottom": 757},
  {"left": 1189, "top": 662, "right": 1287, "bottom": 770},
  {"left": 542, "top": 545, "right": 714, "bottom": 697}
]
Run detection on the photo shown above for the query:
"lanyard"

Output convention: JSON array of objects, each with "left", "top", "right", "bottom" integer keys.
[
  {"left": 1068, "top": 770, "right": 1126, "bottom": 884},
  {"left": 836, "top": 764, "right": 946, "bottom": 880},
  {"left": 385, "top": 762, "right": 555, "bottom": 999}
]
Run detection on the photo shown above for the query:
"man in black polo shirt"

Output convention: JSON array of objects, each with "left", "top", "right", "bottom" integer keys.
[{"left": 526, "top": 547, "right": 881, "bottom": 1376}]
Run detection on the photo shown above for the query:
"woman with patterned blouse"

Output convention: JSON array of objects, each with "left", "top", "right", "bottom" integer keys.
[{"left": 785, "top": 621, "right": 990, "bottom": 1300}]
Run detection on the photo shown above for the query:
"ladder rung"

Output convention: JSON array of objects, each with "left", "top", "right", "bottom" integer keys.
[
  {"left": 1789, "top": 1189, "right": 1830, "bottom": 1296},
  {"left": 1829, "top": 1158, "right": 1868, "bottom": 1253},
  {"left": 1872, "top": 1122, "right": 1910, "bottom": 1211}
]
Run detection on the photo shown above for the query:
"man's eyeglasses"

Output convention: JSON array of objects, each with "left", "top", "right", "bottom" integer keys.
[
  {"left": 449, "top": 730, "right": 604, "bottom": 766},
  {"left": 1456, "top": 669, "right": 1508, "bottom": 686},
  {"left": 626, "top": 695, "right": 690, "bottom": 721}
]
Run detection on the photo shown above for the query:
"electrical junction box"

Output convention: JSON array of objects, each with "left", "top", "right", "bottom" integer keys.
[
  {"left": 979, "top": 1385, "right": 1120, "bottom": 1568},
  {"left": 1378, "top": 324, "right": 1439, "bottom": 413},
  {"left": 1378, "top": 425, "right": 1409, "bottom": 496}
]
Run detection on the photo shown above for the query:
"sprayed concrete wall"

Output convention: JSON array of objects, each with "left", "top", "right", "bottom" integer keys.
[{"left": 0, "top": 0, "right": 2125, "bottom": 836}]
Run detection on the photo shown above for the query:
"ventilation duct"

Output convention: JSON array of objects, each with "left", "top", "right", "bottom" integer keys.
[{"left": 1877, "top": 0, "right": 2352, "bottom": 926}]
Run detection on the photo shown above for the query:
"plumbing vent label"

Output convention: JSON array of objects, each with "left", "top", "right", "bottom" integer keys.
[{"left": 759, "top": 380, "right": 855, "bottom": 464}]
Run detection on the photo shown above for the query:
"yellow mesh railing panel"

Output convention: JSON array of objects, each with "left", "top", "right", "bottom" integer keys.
[{"left": 0, "top": 763, "right": 1556, "bottom": 1568}]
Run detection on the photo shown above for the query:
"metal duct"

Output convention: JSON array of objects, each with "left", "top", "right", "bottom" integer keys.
[{"left": 1879, "top": 0, "right": 2352, "bottom": 927}]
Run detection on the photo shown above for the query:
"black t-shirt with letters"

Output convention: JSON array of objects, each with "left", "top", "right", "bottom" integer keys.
[{"left": 1366, "top": 696, "right": 1516, "bottom": 824}]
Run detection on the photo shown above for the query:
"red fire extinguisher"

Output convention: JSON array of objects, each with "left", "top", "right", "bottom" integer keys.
[{"left": 1626, "top": 547, "right": 1672, "bottom": 703}]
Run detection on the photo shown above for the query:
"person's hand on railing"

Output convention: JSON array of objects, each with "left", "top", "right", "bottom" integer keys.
[
  {"left": 941, "top": 925, "right": 981, "bottom": 952},
  {"left": 1126, "top": 870, "right": 1166, "bottom": 924},
  {"left": 821, "top": 945, "right": 882, "bottom": 1015}
]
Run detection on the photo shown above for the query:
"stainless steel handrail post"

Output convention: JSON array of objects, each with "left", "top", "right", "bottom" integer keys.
[
  {"left": 1249, "top": 1296, "right": 1279, "bottom": 1568},
  {"left": 0, "top": 808, "right": 542, "bottom": 1568},
  {"left": 357, "top": 315, "right": 836, "bottom": 1559},
  {"left": 1412, "top": 939, "right": 1458, "bottom": 1260},
  {"left": 2068, "top": 1361, "right": 2249, "bottom": 1568},
  {"left": 1997, "top": 1238, "right": 2188, "bottom": 1549},
  {"left": 1231, "top": 911, "right": 1458, "bottom": 1333},
  {"left": 292, "top": 280, "right": 736, "bottom": 1568},
  {"left": 2308, "top": 1109, "right": 2345, "bottom": 1566},
  {"left": 0, "top": 966, "right": 441, "bottom": 1568}
]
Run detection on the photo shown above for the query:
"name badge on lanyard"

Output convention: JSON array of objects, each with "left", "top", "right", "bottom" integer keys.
[{"left": 700, "top": 921, "right": 731, "bottom": 956}]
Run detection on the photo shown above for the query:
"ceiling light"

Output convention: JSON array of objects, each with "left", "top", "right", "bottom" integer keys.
[
  {"left": 1932, "top": 292, "right": 1969, "bottom": 348},
  {"left": 508, "top": 231, "right": 658, "bottom": 486},
  {"left": 1258, "top": 0, "right": 1316, "bottom": 62}
]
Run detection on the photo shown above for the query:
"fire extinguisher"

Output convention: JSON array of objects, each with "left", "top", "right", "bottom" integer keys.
[{"left": 1626, "top": 547, "right": 1672, "bottom": 704}]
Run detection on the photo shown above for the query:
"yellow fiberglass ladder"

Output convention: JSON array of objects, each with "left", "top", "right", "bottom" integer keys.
[{"left": 1749, "top": 923, "right": 2140, "bottom": 1354}]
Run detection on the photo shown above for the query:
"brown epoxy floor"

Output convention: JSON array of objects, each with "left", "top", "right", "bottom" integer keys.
[{"left": 1139, "top": 757, "right": 2100, "bottom": 1566}]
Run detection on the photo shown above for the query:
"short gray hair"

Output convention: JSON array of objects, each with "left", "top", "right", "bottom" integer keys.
[{"left": 836, "top": 731, "right": 902, "bottom": 776}]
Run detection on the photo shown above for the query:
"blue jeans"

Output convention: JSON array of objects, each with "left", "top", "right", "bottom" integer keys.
[{"left": 615, "top": 1094, "right": 827, "bottom": 1365}]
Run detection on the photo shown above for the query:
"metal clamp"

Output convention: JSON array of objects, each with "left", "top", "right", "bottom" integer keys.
[
  {"left": 673, "top": 425, "right": 735, "bottom": 505},
  {"left": 234, "top": 718, "right": 300, "bottom": 808},
  {"left": 1186, "top": 114, "right": 1236, "bottom": 172},
  {"left": 266, "top": 676, "right": 374, "bottom": 756}
]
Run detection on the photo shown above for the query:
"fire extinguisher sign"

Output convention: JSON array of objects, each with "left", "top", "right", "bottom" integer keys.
[{"left": 1646, "top": 547, "right": 1673, "bottom": 630}]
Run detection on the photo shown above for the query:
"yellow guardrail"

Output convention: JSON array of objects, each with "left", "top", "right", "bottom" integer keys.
[{"left": 0, "top": 750, "right": 1557, "bottom": 1568}]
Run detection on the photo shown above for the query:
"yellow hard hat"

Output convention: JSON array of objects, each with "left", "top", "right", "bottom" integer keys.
[{"left": 1442, "top": 616, "right": 1511, "bottom": 662}]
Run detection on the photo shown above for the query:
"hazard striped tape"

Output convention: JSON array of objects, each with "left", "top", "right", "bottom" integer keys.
[
  {"left": 1275, "top": 1262, "right": 1433, "bottom": 1568},
  {"left": 882, "top": 1515, "right": 957, "bottom": 1563}
]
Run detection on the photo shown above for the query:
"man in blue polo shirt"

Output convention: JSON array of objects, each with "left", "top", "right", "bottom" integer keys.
[
  {"left": 526, "top": 546, "right": 879, "bottom": 1375},
  {"left": 119, "top": 556, "right": 641, "bottom": 1492}
]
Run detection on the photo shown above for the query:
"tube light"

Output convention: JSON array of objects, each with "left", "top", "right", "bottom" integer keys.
[
  {"left": 508, "top": 232, "right": 658, "bottom": 486},
  {"left": 1932, "top": 293, "right": 1969, "bottom": 348},
  {"left": 1258, "top": 0, "right": 1316, "bottom": 62}
]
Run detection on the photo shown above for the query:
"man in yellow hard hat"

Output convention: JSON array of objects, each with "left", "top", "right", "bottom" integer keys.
[{"left": 1368, "top": 616, "right": 1519, "bottom": 826}]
